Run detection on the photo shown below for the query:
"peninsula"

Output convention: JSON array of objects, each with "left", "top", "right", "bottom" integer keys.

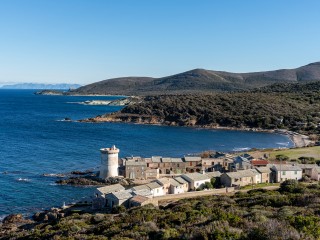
[{"left": 79, "top": 81, "right": 320, "bottom": 147}]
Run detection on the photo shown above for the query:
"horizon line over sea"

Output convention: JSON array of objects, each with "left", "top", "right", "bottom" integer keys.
[{"left": 0, "top": 89, "right": 294, "bottom": 217}]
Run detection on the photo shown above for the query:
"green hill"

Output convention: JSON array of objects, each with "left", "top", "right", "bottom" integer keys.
[{"left": 69, "top": 62, "right": 320, "bottom": 95}]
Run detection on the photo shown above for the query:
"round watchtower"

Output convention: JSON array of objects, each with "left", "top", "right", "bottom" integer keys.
[{"left": 99, "top": 145, "right": 120, "bottom": 179}]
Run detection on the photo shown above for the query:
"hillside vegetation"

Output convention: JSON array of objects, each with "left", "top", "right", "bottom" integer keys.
[
  {"left": 100, "top": 82, "right": 320, "bottom": 137},
  {"left": 3, "top": 182, "right": 320, "bottom": 239},
  {"left": 69, "top": 62, "right": 320, "bottom": 95}
]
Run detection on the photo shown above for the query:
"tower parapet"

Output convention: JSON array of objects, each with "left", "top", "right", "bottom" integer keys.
[{"left": 99, "top": 145, "right": 119, "bottom": 179}]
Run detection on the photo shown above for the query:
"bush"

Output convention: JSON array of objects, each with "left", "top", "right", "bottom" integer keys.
[{"left": 279, "top": 180, "right": 305, "bottom": 193}]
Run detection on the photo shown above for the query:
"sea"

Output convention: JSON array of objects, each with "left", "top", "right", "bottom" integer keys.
[{"left": 0, "top": 89, "right": 294, "bottom": 218}]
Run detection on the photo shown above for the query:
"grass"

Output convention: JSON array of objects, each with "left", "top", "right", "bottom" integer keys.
[{"left": 249, "top": 146, "right": 320, "bottom": 160}]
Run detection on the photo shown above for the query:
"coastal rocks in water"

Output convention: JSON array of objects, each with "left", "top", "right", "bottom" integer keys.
[
  {"left": 42, "top": 173, "right": 66, "bottom": 178},
  {"left": 109, "top": 96, "right": 141, "bottom": 106},
  {"left": 56, "top": 177, "right": 104, "bottom": 186},
  {"left": 55, "top": 176, "right": 128, "bottom": 186},
  {"left": 2, "top": 214, "right": 24, "bottom": 224},
  {"left": 70, "top": 170, "right": 93, "bottom": 175},
  {"left": 73, "top": 96, "right": 141, "bottom": 106},
  {"left": 34, "top": 90, "right": 65, "bottom": 95},
  {"left": 80, "top": 100, "right": 112, "bottom": 105}
]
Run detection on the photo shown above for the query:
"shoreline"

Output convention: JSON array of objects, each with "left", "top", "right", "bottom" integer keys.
[{"left": 79, "top": 116, "right": 313, "bottom": 148}]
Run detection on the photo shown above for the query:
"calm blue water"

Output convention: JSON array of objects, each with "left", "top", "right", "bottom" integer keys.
[{"left": 0, "top": 89, "right": 293, "bottom": 217}]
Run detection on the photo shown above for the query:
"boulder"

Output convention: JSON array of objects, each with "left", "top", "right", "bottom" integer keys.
[{"left": 2, "top": 214, "right": 23, "bottom": 224}]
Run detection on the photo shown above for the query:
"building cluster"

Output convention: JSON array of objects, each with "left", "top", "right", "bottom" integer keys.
[
  {"left": 94, "top": 145, "right": 320, "bottom": 209},
  {"left": 92, "top": 171, "right": 220, "bottom": 209}
]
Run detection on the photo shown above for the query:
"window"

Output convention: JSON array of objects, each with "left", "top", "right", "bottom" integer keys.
[
  {"left": 282, "top": 171, "right": 286, "bottom": 175},
  {"left": 177, "top": 164, "right": 180, "bottom": 167},
  {"left": 190, "top": 162, "right": 192, "bottom": 166},
  {"left": 196, "top": 183, "right": 199, "bottom": 186},
  {"left": 294, "top": 171, "right": 297, "bottom": 175}
]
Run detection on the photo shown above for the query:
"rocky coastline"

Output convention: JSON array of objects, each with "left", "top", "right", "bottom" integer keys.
[{"left": 79, "top": 113, "right": 314, "bottom": 148}]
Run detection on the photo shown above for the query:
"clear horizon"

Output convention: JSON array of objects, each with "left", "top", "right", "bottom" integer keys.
[{"left": 1, "top": 0, "right": 320, "bottom": 85}]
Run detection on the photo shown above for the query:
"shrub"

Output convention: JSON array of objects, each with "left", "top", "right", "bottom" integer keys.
[{"left": 279, "top": 179, "right": 305, "bottom": 193}]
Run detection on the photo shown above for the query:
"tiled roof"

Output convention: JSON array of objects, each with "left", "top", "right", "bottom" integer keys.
[
  {"left": 184, "top": 156, "right": 202, "bottom": 162},
  {"left": 151, "top": 156, "right": 162, "bottom": 163},
  {"left": 251, "top": 160, "right": 269, "bottom": 166},
  {"left": 130, "top": 195, "right": 149, "bottom": 203},
  {"left": 169, "top": 178, "right": 183, "bottom": 187},
  {"left": 146, "top": 182, "right": 162, "bottom": 190},
  {"left": 156, "top": 178, "right": 171, "bottom": 186},
  {"left": 271, "top": 164, "right": 302, "bottom": 171},
  {"left": 161, "top": 158, "right": 172, "bottom": 163},
  {"left": 296, "top": 164, "right": 319, "bottom": 169},
  {"left": 171, "top": 158, "right": 183, "bottom": 163},
  {"left": 132, "top": 189, "right": 152, "bottom": 197},
  {"left": 225, "top": 169, "right": 259, "bottom": 179},
  {"left": 174, "top": 177, "right": 188, "bottom": 185},
  {"left": 182, "top": 172, "right": 210, "bottom": 182},
  {"left": 256, "top": 167, "right": 272, "bottom": 173},
  {"left": 205, "top": 171, "right": 222, "bottom": 178},
  {"left": 125, "top": 161, "right": 147, "bottom": 166},
  {"left": 111, "top": 190, "right": 133, "bottom": 200},
  {"left": 96, "top": 184, "right": 125, "bottom": 194},
  {"left": 132, "top": 185, "right": 150, "bottom": 191}
]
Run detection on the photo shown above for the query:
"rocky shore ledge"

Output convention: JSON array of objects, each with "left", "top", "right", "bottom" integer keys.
[
  {"left": 48, "top": 170, "right": 132, "bottom": 186},
  {"left": 79, "top": 113, "right": 315, "bottom": 148}
]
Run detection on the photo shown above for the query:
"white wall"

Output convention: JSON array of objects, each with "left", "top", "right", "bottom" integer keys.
[
  {"left": 151, "top": 187, "right": 165, "bottom": 197},
  {"left": 276, "top": 170, "right": 302, "bottom": 182},
  {"left": 170, "top": 185, "right": 185, "bottom": 194}
]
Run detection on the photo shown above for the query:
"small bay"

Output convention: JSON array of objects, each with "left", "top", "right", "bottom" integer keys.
[{"left": 0, "top": 90, "right": 293, "bottom": 216}]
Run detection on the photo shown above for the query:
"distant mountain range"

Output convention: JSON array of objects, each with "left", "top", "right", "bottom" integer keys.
[
  {"left": 1, "top": 83, "right": 81, "bottom": 90},
  {"left": 69, "top": 62, "right": 320, "bottom": 95}
]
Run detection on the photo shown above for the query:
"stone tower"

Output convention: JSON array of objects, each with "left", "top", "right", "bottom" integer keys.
[{"left": 99, "top": 145, "right": 119, "bottom": 179}]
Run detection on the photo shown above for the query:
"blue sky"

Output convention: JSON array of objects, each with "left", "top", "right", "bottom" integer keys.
[{"left": 0, "top": 0, "right": 320, "bottom": 85}]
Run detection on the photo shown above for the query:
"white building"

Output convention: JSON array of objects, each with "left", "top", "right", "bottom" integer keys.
[
  {"left": 155, "top": 178, "right": 171, "bottom": 194},
  {"left": 174, "top": 177, "right": 189, "bottom": 192},
  {"left": 271, "top": 164, "right": 302, "bottom": 182},
  {"left": 169, "top": 178, "right": 186, "bottom": 194},
  {"left": 94, "top": 184, "right": 125, "bottom": 198},
  {"left": 181, "top": 172, "right": 211, "bottom": 190},
  {"left": 100, "top": 145, "right": 120, "bottom": 179},
  {"left": 146, "top": 182, "right": 165, "bottom": 197},
  {"left": 131, "top": 182, "right": 165, "bottom": 197}
]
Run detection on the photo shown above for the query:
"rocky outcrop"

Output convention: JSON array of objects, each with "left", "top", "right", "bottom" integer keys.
[
  {"left": 33, "top": 209, "right": 64, "bottom": 222},
  {"left": 34, "top": 90, "right": 65, "bottom": 95},
  {"left": 55, "top": 176, "right": 130, "bottom": 186}
]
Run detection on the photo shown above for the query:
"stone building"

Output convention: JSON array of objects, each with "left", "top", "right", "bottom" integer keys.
[
  {"left": 181, "top": 172, "right": 211, "bottom": 190},
  {"left": 105, "top": 190, "right": 133, "bottom": 208},
  {"left": 256, "top": 167, "right": 271, "bottom": 183},
  {"left": 220, "top": 169, "right": 260, "bottom": 187},
  {"left": 125, "top": 161, "right": 147, "bottom": 179}
]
